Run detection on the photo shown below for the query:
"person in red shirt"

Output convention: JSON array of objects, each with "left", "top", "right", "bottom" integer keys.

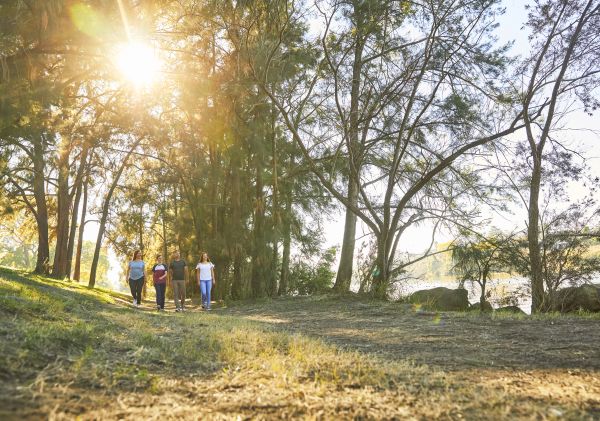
[{"left": 152, "top": 254, "right": 168, "bottom": 311}]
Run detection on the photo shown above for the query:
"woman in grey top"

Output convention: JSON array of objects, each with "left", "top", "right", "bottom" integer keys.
[{"left": 125, "top": 250, "right": 145, "bottom": 307}]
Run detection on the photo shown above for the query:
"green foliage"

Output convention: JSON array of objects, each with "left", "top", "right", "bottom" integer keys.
[{"left": 288, "top": 247, "right": 337, "bottom": 295}]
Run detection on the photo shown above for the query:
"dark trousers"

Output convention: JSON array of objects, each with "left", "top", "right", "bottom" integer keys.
[
  {"left": 154, "top": 283, "right": 166, "bottom": 309},
  {"left": 129, "top": 277, "right": 144, "bottom": 303}
]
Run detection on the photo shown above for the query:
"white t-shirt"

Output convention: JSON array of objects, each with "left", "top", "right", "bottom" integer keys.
[{"left": 196, "top": 262, "right": 215, "bottom": 281}]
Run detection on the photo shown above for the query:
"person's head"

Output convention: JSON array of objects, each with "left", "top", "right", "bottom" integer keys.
[
  {"left": 132, "top": 250, "right": 142, "bottom": 261},
  {"left": 200, "top": 252, "right": 210, "bottom": 263},
  {"left": 156, "top": 254, "right": 163, "bottom": 263},
  {"left": 173, "top": 251, "right": 180, "bottom": 260}
]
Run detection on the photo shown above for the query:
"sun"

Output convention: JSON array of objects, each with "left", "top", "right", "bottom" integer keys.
[{"left": 115, "top": 41, "right": 161, "bottom": 87}]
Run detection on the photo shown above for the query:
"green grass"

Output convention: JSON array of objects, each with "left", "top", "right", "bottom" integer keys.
[{"left": 1, "top": 266, "right": 599, "bottom": 420}]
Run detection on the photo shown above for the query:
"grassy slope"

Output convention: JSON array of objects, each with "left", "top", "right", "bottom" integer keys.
[{"left": 0, "top": 267, "right": 598, "bottom": 420}]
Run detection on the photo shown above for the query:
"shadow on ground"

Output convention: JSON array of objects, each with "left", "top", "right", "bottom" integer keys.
[{"left": 221, "top": 296, "right": 600, "bottom": 371}]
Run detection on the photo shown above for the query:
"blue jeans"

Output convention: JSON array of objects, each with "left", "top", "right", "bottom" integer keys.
[{"left": 200, "top": 279, "right": 212, "bottom": 309}]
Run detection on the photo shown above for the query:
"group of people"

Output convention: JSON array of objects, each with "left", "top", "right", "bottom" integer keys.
[{"left": 124, "top": 250, "right": 216, "bottom": 312}]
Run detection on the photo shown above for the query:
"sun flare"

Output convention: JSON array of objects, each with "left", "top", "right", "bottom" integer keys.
[{"left": 116, "top": 41, "right": 161, "bottom": 87}]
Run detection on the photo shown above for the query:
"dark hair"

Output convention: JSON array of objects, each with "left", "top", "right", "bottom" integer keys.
[
  {"left": 156, "top": 254, "right": 162, "bottom": 259},
  {"left": 132, "top": 250, "right": 142, "bottom": 261}
]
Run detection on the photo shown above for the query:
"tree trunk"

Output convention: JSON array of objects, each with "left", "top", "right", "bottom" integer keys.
[
  {"left": 278, "top": 193, "right": 292, "bottom": 296},
  {"left": 65, "top": 181, "right": 82, "bottom": 280},
  {"left": 230, "top": 153, "right": 244, "bottom": 299},
  {"left": 161, "top": 197, "right": 168, "bottom": 262},
  {"left": 334, "top": 178, "right": 359, "bottom": 291},
  {"left": 528, "top": 160, "right": 544, "bottom": 313},
  {"left": 66, "top": 147, "right": 90, "bottom": 279},
  {"left": 52, "top": 141, "right": 72, "bottom": 278},
  {"left": 33, "top": 137, "right": 50, "bottom": 274},
  {"left": 251, "top": 163, "right": 266, "bottom": 298},
  {"left": 73, "top": 180, "right": 88, "bottom": 282},
  {"left": 371, "top": 232, "right": 390, "bottom": 299},
  {"left": 333, "top": 26, "right": 364, "bottom": 293},
  {"left": 89, "top": 141, "right": 140, "bottom": 288}
]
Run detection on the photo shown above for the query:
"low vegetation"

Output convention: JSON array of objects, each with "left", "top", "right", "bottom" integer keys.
[{"left": 1, "top": 267, "right": 599, "bottom": 420}]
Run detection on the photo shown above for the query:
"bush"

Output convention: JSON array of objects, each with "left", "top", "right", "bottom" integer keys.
[{"left": 288, "top": 247, "right": 336, "bottom": 295}]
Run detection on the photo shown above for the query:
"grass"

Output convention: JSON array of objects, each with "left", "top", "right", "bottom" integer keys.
[{"left": 1, "top": 266, "right": 599, "bottom": 420}]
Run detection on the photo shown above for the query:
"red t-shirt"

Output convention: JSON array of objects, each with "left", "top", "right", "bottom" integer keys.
[{"left": 152, "top": 264, "right": 167, "bottom": 284}]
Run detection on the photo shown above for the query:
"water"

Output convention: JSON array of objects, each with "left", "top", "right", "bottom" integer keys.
[{"left": 393, "top": 277, "right": 532, "bottom": 313}]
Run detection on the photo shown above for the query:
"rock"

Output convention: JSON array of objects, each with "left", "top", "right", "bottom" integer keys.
[
  {"left": 470, "top": 301, "right": 494, "bottom": 312},
  {"left": 551, "top": 284, "right": 600, "bottom": 313},
  {"left": 409, "top": 287, "right": 469, "bottom": 311},
  {"left": 496, "top": 305, "right": 526, "bottom": 315}
]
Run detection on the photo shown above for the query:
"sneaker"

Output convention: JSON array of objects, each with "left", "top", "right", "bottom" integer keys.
[
  {"left": 133, "top": 299, "right": 137, "bottom": 306},
  {"left": 156, "top": 305, "right": 161, "bottom": 311},
  {"left": 175, "top": 307, "right": 181, "bottom": 312}
]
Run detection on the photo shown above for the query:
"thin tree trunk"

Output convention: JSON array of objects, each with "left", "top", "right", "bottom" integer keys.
[
  {"left": 230, "top": 153, "right": 244, "bottom": 299},
  {"left": 73, "top": 180, "right": 88, "bottom": 282},
  {"left": 52, "top": 141, "right": 72, "bottom": 278},
  {"left": 528, "top": 160, "right": 544, "bottom": 313},
  {"left": 33, "top": 137, "right": 50, "bottom": 274},
  {"left": 278, "top": 192, "right": 292, "bottom": 296},
  {"left": 89, "top": 140, "right": 140, "bottom": 288},
  {"left": 251, "top": 162, "right": 266, "bottom": 298},
  {"left": 66, "top": 147, "right": 89, "bottom": 279},
  {"left": 65, "top": 182, "right": 82, "bottom": 280},
  {"left": 333, "top": 23, "right": 365, "bottom": 292}
]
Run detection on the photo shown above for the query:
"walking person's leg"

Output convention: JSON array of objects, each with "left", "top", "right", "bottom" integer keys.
[
  {"left": 180, "top": 281, "right": 186, "bottom": 310},
  {"left": 173, "top": 280, "right": 181, "bottom": 310},
  {"left": 205, "top": 280, "right": 212, "bottom": 310},
  {"left": 135, "top": 277, "right": 144, "bottom": 306},
  {"left": 154, "top": 283, "right": 160, "bottom": 309},
  {"left": 129, "top": 279, "right": 136, "bottom": 304},
  {"left": 200, "top": 280, "right": 207, "bottom": 308},
  {"left": 158, "top": 284, "right": 166, "bottom": 309}
]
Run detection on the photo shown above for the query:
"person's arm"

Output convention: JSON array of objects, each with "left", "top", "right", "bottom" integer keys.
[
  {"left": 211, "top": 264, "right": 216, "bottom": 285},
  {"left": 125, "top": 263, "right": 130, "bottom": 281},
  {"left": 160, "top": 266, "right": 167, "bottom": 281},
  {"left": 196, "top": 265, "right": 200, "bottom": 283}
]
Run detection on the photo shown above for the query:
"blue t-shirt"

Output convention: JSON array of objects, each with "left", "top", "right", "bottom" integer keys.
[{"left": 129, "top": 260, "right": 145, "bottom": 280}]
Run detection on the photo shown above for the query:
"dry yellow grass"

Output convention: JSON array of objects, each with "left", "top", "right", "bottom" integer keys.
[{"left": 1, "top": 267, "right": 599, "bottom": 420}]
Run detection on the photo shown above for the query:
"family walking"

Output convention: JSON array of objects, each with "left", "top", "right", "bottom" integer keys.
[{"left": 125, "top": 250, "right": 216, "bottom": 311}]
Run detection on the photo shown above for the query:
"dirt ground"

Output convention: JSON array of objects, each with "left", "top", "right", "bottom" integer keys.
[
  {"left": 223, "top": 296, "right": 600, "bottom": 371},
  {"left": 222, "top": 296, "right": 600, "bottom": 419},
  {"left": 2, "top": 271, "right": 600, "bottom": 420}
]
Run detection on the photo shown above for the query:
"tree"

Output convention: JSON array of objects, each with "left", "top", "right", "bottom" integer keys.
[
  {"left": 248, "top": 0, "right": 524, "bottom": 298},
  {"left": 517, "top": 0, "right": 600, "bottom": 312},
  {"left": 452, "top": 233, "right": 513, "bottom": 310}
]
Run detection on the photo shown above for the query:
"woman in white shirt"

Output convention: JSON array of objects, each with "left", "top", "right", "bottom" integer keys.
[{"left": 196, "top": 252, "right": 216, "bottom": 310}]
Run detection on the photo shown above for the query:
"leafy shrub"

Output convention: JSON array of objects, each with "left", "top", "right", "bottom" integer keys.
[{"left": 288, "top": 247, "right": 336, "bottom": 295}]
